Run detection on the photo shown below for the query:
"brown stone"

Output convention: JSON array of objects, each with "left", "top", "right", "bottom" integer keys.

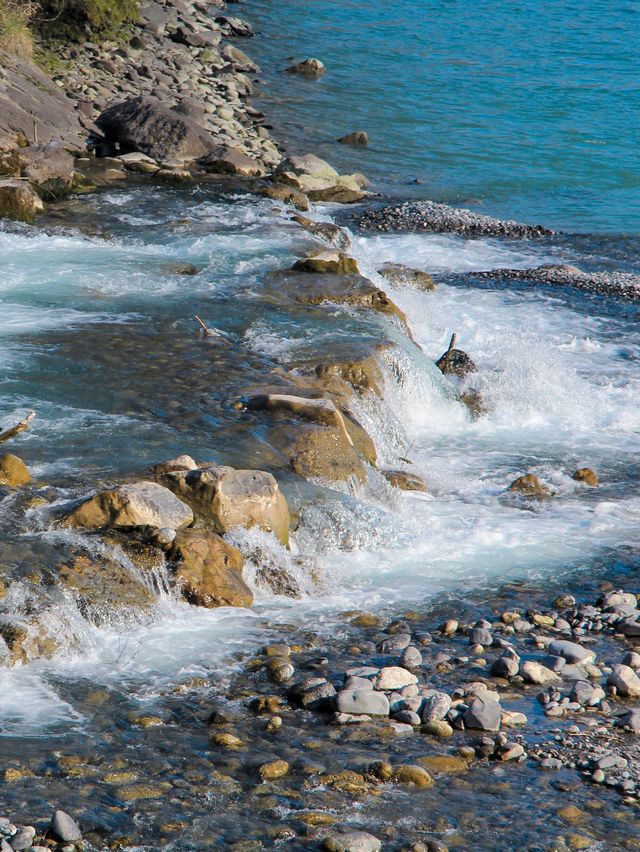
[
  {"left": 262, "top": 184, "right": 309, "bottom": 211},
  {"left": 258, "top": 759, "right": 289, "bottom": 781},
  {"left": 382, "top": 469, "right": 427, "bottom": 492},
  {"left": 286, "top": 423, "right": 368, "bottom": 483},
  {"left": 418, "top": 755, "right": 469, "bottom": 775},
  {"left": 0, "top": 453, "right": 30, "bottom": 487},
  {"left": 292, "top": 251, "right": 360, "bottom": 275},
  {"left": 572, "top": 467, "right": 598, "bottom": 487},
  {"left": 338, "top": 131, "right": 368, "bottom": 147},
  {"left": 508, "top": 473, "right": 551, "bottom": 497},
  {"left": 169, "top": 529, "right": 251, "bottom": 608},
  {"left": 58, "top": 554, "right": 153, "bottom": 618},
  {"left": 291, "top": 215, "right": 350, "bottom": 249},
  {"left": 393, "top": 764, "right": 435, "bottom": 787},
  {"left": 307, "top": 186, "right": 365, "bottom": 204}
]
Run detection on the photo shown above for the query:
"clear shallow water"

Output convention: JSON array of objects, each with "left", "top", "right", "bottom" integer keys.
[{"left": 250, "top": 0, "right": 640, "bottom": 232}]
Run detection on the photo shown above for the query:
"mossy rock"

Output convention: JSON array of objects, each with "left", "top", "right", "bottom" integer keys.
[{"left": 37, "top": 0, "right": 139, "bottom": 41}]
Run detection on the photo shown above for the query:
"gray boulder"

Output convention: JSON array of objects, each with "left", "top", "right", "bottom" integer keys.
[
  {"left": 547, "top": 639, "right": 596, "bottom": 665},
  {"left": 464, "top": 694, "right": 501, "bottom": 732},
  {"left": 335, "top": 689, "right": 389, "bottom": 716},
  {"left": 49, "top": 810, "right": 81, "bottom": 843},
  {"left": 63, "top": 481, "right": 193, "bottom": 531},
  {"left": 96, "top": 96, "right": 216, "bottom": 162}
]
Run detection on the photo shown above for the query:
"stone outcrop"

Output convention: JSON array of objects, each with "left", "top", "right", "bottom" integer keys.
[
  {"left": 275, "top": 153, "right": 367, "bottom": 203},
  {"left": 63, "top": 481, "right": 194, "bottom": 530},
  {"left": 169, "top": 529, "right": 252, "bottom": 608},
  {"left": 158, "top": 464, "right": 290, "bottom": 546},
  {"left": 0, "top": 179, "right": 44, "bottom": 223},
  {"left": 19, "top": 143, "right": 78, "bottom": 198},
  {"left": 0, "top": 454, "right": 31, "bottom": 487},
  {"left": 96, "top": 96, "right": 217, "bottom": 162}
]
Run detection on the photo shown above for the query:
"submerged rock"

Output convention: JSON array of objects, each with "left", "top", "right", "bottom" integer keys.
[
  {"left": 285, "top": 58, "right": 326, "bottom": 77},
  {"left": 338, "top": 131, "right": 369, "bottom": 146},
  {"left": 159, "top": 464, "right": 290, "bottom": 546},
  {"left": 291, "top": 215, "right": 350, "bottom": 249},
  {"left": 508, "top": 473, "right": 551, "bottom": 498},
  {"left": 573, "top": 467, "right": 598, "bottom": 486},
  {"left": 58, "top": 553, "right": 154, "bottom": 617},
  {"left": 0, "top": 454, "right": 30, "bottom": 487},
  {"left": 381, "top": 469, "right": 427, "bottom": 492},
  {"left": 169, "top": 529, "right": 252, "bottom": 608},
  {"left": 378, "top": 262, "right": 436, "bottom": 291},
  {"left": 63, "top": 481, "right": 194, "bottom": 531}
]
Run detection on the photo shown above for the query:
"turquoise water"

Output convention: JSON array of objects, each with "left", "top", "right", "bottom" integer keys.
[{"left": 251, "top": 0, "right": 640, "bottom": 233}]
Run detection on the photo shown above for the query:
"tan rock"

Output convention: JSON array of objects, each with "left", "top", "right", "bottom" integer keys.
[
  {"left": 287, "top": 423, "right": 368, "bottom": 483},
  {"left": 0, "top": 453, "right": 30, "bottom": 487},
  {"left": 382, "top": 469, "right": 427, "bottom": 492},
  {"left": 59, "top": 554, "right": 153, "bottom": 617},
  {"left": 258, "top": 759, "right": 289, "bottom": 781},
  {"left": 508, "top": 473, "right": 551, "bottom": 497},
  {"left": 159, "top": 464, "right": 290, "bottom": 546},
  {"left": 199, "top": 147, "right": 265, "bottom": 177},
  {"left": 0, "top": 178, "right": 43, "bottom": 223},
  {"left": 293, "top": 251, "right": 360, "bottom": 275},
  {"left": 64, "top": 481, "right": 193, "bottom": 531},
  {"left": 392, "top": 764, "right": 435, "bottom": 788},
  {"left": 291, "top": 215, "right": 350, "bottom": 249},
  {"left": 573, "top": 467, "right": 598, "bottom": 486},
  {"left": 169, "top": 529, "right": 252, "bottom": 609},
  {"left": 418, "top": 755, "right": 469, "bottom": 774}
]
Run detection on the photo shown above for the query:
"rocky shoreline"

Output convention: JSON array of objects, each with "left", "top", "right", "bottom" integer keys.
[{"left": 0, "top": 2, "right": 639, "bottom": 850}]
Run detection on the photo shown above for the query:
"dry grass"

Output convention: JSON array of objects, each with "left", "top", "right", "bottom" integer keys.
[{"left": 0, "top": 0, "right": 39, "bottom": 58}]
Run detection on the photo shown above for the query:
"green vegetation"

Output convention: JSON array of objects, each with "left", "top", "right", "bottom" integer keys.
[
  {"left": 0, "top": 1, "right": 140, "bottom": 55},
  {"left": 37, "top": 0, "right": 139, "bottom": 41},
  {"left": 0, "top": 1, "right": 38, "bottom": 58}
]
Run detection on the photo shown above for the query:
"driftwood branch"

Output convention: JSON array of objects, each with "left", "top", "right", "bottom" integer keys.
[
  {"left": 194, "top": 315, "right": 216, "bottom": 338},
  {"left": 447, "top": 333, "right": 457, "bottom": 354},
  {"left": 0, "top": 410, "right": 36, "bottom": 444}
]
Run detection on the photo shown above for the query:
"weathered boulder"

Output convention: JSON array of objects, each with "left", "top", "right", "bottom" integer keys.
[
  {"left": 314, "top": 350, "right": 384, "bottom": 397},
  {"left": 381, "top": 469, "right": 427, "bottom": 492},
  {"left": 20, "top": 143, "right": 77, "bottom": 198},
  {"left": 573, "top": 467, "right": 598, "bottom": 486},
  {"left": 0, "top": 454, "right": 30, "bottom": 487},
  {"left": 199, "top": 147, "right": 265, "bottom": 177},
  {"left": 214, "top": 16, "right": 254, "bottom": 37},
  {"left": 378, "top": 263, "right": 436, "bottom": 291},
  {"left": 292, "top": 251, "right": 360, "bottom": 275},
  {"left": 307, "top": 185, "right": 366, "bottom": 204},
  {"left": 276, "top": 153, "right": 367, "bottom": 202},
  {"left": 261, "top": 183, "right": 309, "bottom": 210},
  {"left": 169, "top": 529, "right": 252, "bottom": 608},
  {"left": 159, "top": 465, "right": 290, "bottom": 546},
  {"left": 338, "top": 131, "right": 368, "bottom": 146},
  {"left": 0, "top": 179, "right": 44, "bottom": 223},
  {"left": 96, "top": 97, "right": 216, "bottom": 162},
  {"left": 520, "top": 660, "right": 561, "bottom": 685},
  {"left": 285, "top": 58, "right": 326, "bottom": 77},
  {"left": 116, "top": 151, "right": 160, "bottom": 174},
  {"left": 64, "top": 481, "right": 194, "bottom": 531},
  {"left": 508, "top": 473, "right": 551, "bottom": 498}
]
